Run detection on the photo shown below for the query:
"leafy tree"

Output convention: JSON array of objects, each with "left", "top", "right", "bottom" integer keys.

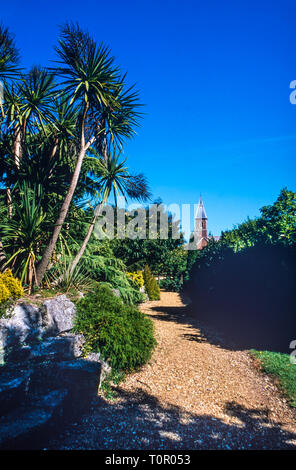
[{"left": 111, "top": 203, "right": 185, "bottom": 273}]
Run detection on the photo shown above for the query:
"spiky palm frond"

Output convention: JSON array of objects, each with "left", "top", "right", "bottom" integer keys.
[
  {"left": 0, "top": 183, "right": 47, "bottom": 288},
  {"left": 91, "top": 150, "right": 151, "bottom": 205},
  {"left": 19, "top": 66, "right": 57, "bottom": 133},
  {"left": 102, "top": 78, "right": 143, "bottom": 150},
  {"left": 52, "top": 22, "right": 120, "bottom": 110},
  {"left": 0, "top": 24, "right": 21, "bottom": 80}
]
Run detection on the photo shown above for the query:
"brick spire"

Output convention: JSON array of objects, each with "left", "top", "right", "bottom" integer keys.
[{"left": 194, "top": 196, "right": 208, "bottom": 249}]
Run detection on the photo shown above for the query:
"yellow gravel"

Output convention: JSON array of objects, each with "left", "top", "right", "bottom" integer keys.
[
  {"left": 49, "top": 291, "right": 296, "bottom": 449},
  {"left": 120, "top": 291, "right": 296, "bottom": 433}
]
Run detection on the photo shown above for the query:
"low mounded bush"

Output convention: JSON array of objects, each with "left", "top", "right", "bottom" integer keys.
[
  {"left": 74, "top": 283, "right": 156, "bottom": 371},
  {"left": 143, "top": 265, "right": 160, "bottom": 300}
]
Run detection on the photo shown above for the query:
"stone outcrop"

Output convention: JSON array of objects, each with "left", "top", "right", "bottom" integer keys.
[
  {"left": 42, "top": 295, "right": 77, "bottom": 335},
  {"left": 0, "top": 296, "right": 102, "bottom": 450}
]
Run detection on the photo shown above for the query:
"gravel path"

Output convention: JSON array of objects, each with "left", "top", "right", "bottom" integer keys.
[{"left": 48, "top": 291, "right": 296, "bottom": 450}]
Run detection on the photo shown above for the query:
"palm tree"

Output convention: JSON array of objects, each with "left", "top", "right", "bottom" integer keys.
[
  {"left": 68, "top": 150, "right": 151, "bottom": 275},
  {"left": 0, "top": 23, "right": 20, "bottom": 83},
  {"left": 1, "top": 68, "right": 58, "bottom": 225},
  {"left": 13, "top": 66, "right": 57, "bottom": 168},
  {"left": 0, "top": 183, "right": 46, "bottom": 292},
  {"left": 36, "top": 23, "right": 142, "bottom": 285},
  {"left": 0, "top": 23, "right": 21, "bottom": 220}
]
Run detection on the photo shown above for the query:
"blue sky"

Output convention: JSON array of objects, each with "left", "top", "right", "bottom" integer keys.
[{"left": 2, "top": 0, "right": 296, "bottom": 238}]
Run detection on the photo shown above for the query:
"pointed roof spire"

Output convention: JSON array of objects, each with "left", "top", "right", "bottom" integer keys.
[{"left": 195, "top": 196, "right": 207, "bottom": 219}]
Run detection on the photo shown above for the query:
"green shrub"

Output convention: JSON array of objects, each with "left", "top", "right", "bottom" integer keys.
[
  {"left": 103, "top": 268, "right": 145, "bottom": 304},
  {"left": 96, "top": 280, "right": 145, "bottom": 305},
  {"left": 74, "top": 284, "right": 156, "bottom": 371},
  {"left": 159, "top": 277, "right": 183, "bottom": 292},
  {"left": 143, "top": 265, "right": 160, "bottom": 300}
]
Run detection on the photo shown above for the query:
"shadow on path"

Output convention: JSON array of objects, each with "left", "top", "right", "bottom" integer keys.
[{"left": 45, "top": 386, "right": 296, "bottom": 450}]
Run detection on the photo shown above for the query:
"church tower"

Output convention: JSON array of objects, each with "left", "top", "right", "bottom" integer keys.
[{"left": 194, "top": 196, "right": 208, "bottom": 249}]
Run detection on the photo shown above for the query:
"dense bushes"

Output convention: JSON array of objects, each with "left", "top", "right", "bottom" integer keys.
[
  {"left": 74, "top": 284, "right": 156, "bottom": 371},
  {"left": 186, "top": 243, "right": 296, "bottom": 353},
  {"left": 159, "top": 277, "right": 183, "bottom": 292},
  {"left": 0, "top": 269, "right": 23, "bottom": 304},
  {"left": 143, "top": 265, "right": 160, "bottom": 300},
  {"left": 185, "top": 188, "right": 296, "bottom": 353}
]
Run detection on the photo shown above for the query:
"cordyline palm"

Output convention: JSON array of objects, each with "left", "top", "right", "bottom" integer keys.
[
  {"left": 36, "top": 23, "right": 142, "bottom": 285},
  {"left": 47, "top": 95, "right": 79, "bottom": 161},
  {"left": 11, "top": 67, "right": 57, "bottom": 169},
  {"left": 1, "top": 68, "right": 57, "bottom": 223},
  {"left": 0, "top": 24, "right": 20, "bottom": 86},
  {"left": 95, "top": 75, "right": 142, "bottom": 159},
  {"left": 68, "top": 150, "right": 151, "bottom": 275},
  {"left": 0, "top": 183, "right": 46, "bottom": 293}
]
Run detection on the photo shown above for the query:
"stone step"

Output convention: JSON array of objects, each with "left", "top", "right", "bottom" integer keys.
[{"left": 29, "top": 335, "right": 84, "bottom": 362}]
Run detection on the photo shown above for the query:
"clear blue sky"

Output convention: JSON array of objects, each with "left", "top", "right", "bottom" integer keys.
[{"left": 2, "top": 0, "right": 296, "bottom": 238}]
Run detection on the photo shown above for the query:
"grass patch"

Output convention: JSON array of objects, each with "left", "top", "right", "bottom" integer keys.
[{"left": 250, "top": 349, "right": 296, "bottom": 407}]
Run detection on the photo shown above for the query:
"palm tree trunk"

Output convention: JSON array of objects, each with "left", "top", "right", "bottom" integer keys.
[
  {"left": 35, "top": 146, "right": 87, "bottom": 285},
  {"left": 6, "top": 185, "right": 12, "bottom": 219},
  {"left": 13, "top": 126, "right": 21, "bottom": 169},
  {"left": 0, "top": 240, "right": 6, "bottom": 269},
  {"left": 68, "top": 202, "right": 104, "bottom": 275},
  {"left": 67, "top": 133, "right": 108, "bottom": 276},
  {"left": 35, "top": 103, "right": 95, "bottom": 286}
]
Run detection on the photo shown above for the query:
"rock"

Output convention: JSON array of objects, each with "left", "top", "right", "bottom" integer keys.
[
  {"left": 55, "top": 359, "right": 101, "bottom": 401},
  {"left": 6, "top": 345, "right": 32, "bottom": 363},
  {"left": 0, "top": 368, "right": 33, "bottom": 416},
  {"left": 30, "top": 335, "right": 85, "bottom": 362},
  {"left": 85, "top": 352, "right": 101, "bottom": 363},
  {"left": 61, "top": 333, "right": 85, "bottom": 358},
  {"left": 0, "top": 303, "right": 43, "bottom": 363},
  {"left": 42, "top": 295, "right": 76, "bottom": 335},
  {"left": 112, "top": 288, "right": 121, "bottom": 298},
  {"left": 86, "top": 353, "right": 112, "bottom": 388},
  {"left": 0, "top": 388, "right": 69, "bottom": 449},
  {"left": 0, "top": 295, "right": 103, "bottom": 449}
]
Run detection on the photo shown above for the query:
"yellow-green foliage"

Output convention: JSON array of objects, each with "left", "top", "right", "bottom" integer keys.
[
  {"left": 127, "top": 271, "right": 144, "bottom": 289},
  {"left": 0, "top": 270, "right": 23, "bottom": 304},
  {"left": 0, "top": 280, "right": 10, "bottom": 304},
  {"left": 143, "top": 265, "right": 160, "bottom": 301}
]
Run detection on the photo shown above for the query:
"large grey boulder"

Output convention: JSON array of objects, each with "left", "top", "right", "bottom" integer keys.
[
  {"left": 0, "top": 303, "right": 43, "bottom": 364},
  {"left": 0, "top": 294, "right": 104, "bottom": 449},
  {"left": 42, "top": 295, "right": 76, "bottom": 335}
]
